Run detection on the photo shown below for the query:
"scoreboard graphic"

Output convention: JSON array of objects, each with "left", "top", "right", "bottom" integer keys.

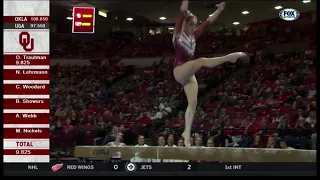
[
  {"left": 72, "top": 7, "right": 95, "bottom": 33},
  {"left": 3, "top": 0, "right": 50, "bottom": 163}
]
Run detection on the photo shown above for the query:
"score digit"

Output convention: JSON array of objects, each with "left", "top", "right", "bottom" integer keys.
[
  {"left": 187, "top": 164, "right": 192, "bottom": 171},
  {"left": 110, "top": 163, "right": 123, "bottom": 171},
  {"left": 40, "top": 16, "right": 48, "bottom": 21},
  {"left": 182, "top": 163, "right": 197, "bottom": 171},
  {"left": 31, "top": 17, "right": 39, "bottom": 21}
]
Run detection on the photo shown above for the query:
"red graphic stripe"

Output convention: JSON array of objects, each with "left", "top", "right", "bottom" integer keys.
[
  {"left": 3, "top": 149, "right": 50, "bottom": 155},
  {"left": 4, "top": 70, "right": 49, "bottom": 80},
  {"left": 4, "top": 113, "right": 50, "bottom": 124},
  {"left": 4, "top": 84, "right": 50, "bottom": 94},
  {"left": 4, "top": 55, "right": 50, "bottom": 65},
  {"left": 4, "top": 128, "right": 49, "bottom": 139},
  {"left": 4, "top": 99, "right": 50, "bottom": 109},
  {"left": 3, "top": 16, "right": 50, "bottom": 23}
]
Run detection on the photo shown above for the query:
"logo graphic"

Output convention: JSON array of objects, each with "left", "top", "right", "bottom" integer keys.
[
  {"left": 75, "top": 22, "right": 82, "bottom": 26},
  {"left": 72, "top": 7, "right": 95, "bottom": 33},
  {"left": 279, "top": 8, "right": 300, "bottom": 21},
  {"left": 19, "top": 32, "right": 34, "bottom": 52},
  {"left": 125, "top": 162, "right": 136, "bottom": 172},
  {"left": 51, "top": 163, "right": 63, "bottom": 172}
]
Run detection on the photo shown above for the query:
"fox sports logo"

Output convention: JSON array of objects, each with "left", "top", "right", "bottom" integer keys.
[{"left": 279, "top": 8, "right": 300, "bottom": 21}]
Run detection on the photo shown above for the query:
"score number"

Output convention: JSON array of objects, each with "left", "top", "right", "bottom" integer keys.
[
  {"left": 111, "top": 163, "right": 124, "bottom": 171},
  {"left": 16, "top": 150, "right": 31, "bottom": 154},
  {"left": 184, "top": 163, "right": 197, "bottom": 171},
  {"left": 30, "top": 24, "right": 46, "bottom": 28},
  {"left": 31, "top": 16, "right": 49, "bottom": 22},
  {"left": 16, "top": 60, "right": 30, "bottom": 65}
]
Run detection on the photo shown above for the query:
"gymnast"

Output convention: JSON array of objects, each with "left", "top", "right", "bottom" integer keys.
[{"left": 172, "top": 0, "right": 246, "bottom": 146}]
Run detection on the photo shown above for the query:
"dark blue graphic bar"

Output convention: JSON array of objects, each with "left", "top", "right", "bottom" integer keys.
[{"left": 4, "top": 162, "right": 316, "bottom": 175}]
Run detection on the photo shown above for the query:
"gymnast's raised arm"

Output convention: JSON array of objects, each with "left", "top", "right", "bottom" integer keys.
[
  {"left": 194, "top": 2, "right": 226, "bottom": 39},
  {"left": 173, "top": 0, "right": 189, "bottom": 38}
]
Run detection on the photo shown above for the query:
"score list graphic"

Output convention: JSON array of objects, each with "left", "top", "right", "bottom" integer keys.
[{"left": 3, "top": 0, "right": 50, "bottom": 163}]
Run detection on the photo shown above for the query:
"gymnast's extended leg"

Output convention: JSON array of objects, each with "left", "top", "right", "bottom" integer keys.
[{"left": 174, "top": 52, "right": 246, "bottom": 85}]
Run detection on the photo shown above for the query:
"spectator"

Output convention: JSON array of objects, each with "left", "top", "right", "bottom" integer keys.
[
  {"left": 293, "top": 116, "right": 310, "bottom": 149},
  {"left": 64, "top": 119, "right": 74, "bottom": 132},
  {"left": 106, "top": 133, "right": 126, "bottom": 147},
  {"left": 209, "top": 119, "right": 223, "bottom": 146},
  {"left": 189, "top": 137, "right": 195, "bottom": 147},
  {"left": 106, "top": 133, "right": 126, "bottom": 162},
  {"left": 194, "top": 106, "right": 206, "bottom": 120},
  {"left": 137, "top": 112, "right": 152, "bottom": 126},
  {"left": 157, "top": 98, "right": 172, "bottom": 118},
  {"left": 272, "top": 109, "right": 282, "bottom": 124},
  {"left": 177, "top": 138, "right": 185, "bottom": 147},
  {"left": 276, "top": 117, "right": 292, "bottom": 138},
  {"left": 50, "top": 119, "right": 56, "bottom": 133},
  {"left": 150, "top": 108, "right": 163, "bottom": 121},
  {"left": 131, "top": 135, "right": 151, "bottom": 162},
  {"left": 136, "top": 135, "right": 148, "bottom": 146},
  {"left": 162, "top": 103, "right": 172, "bottom": 117},
  {"left": 307, "top": 84, "right": 316, "bottom": 98},
  {"left": 157, "top": 136, "right": 166, "bottom": 147},
  {"left": 222, "top": 117, "right": 236, "bottom": 147},
  {"left": 206, "top": 139, "right": 215, "bottom": 147},
  {"left": 266, "top": 136, "right": 276, "bottom": 148},
  {"left": 279, "top": 139, "right": 294, "bottom": 149},
  {"left": 165, "top": 134, "right": 177, "bottom": 147},
  {"left": 54, "top": 120, "right": 63, "bottom": 131},
  {"left": 195, "top": 137, "right": 204, "bottom": 147},
  {"left": 94, "top": 124, "right": 108, "bottom": 145},
  {"left": 54, "top": 105, "right": 66, "bottom": 117},
  {"left": 292, "top": 96, "right": 306, "bottom": 110},
  {"left": 310, "top": 133, "right": 316, "bottom": 150},
  {"left": 152, "top": 136, "right": 166, "bottom": 162},
  {"left": 250, "top": 134, "right": 264, "bottom": 148},
  {"left": 306, "top": 111, "right": 316, "bottom": 127},
  {"left": 175, "top": 138, "right": 188, "bottom": 163},
  {"left": 101, "top": 122, "right": 118, "bottom": 145},
  {"left": 164, "top": 134, "right": 177, "bottom": 162}
]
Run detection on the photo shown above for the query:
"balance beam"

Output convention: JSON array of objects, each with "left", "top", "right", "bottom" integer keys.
[{"left": 74, "top": 146, "right": 316, "bottom": 162}]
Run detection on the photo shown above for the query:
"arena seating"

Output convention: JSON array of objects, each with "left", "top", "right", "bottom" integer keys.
[{"left": 49, "top": 17, "right": 316, "bottom": 159}]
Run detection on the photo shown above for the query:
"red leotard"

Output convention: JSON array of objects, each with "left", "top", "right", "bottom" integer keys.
[{"left": 172, "top": 11, "right": 210, "bottom": 69}]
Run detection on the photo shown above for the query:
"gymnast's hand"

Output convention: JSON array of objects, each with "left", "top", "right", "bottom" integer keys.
[{"left": 215, "top": 2, "right": 226, "bottom": 11}]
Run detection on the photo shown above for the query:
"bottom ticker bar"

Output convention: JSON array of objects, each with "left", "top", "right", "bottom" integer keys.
[
  {"left": 3, "top": 162, "right": 316, "bottom": 174},
  {"left": 4, "top": 172, "right": 316, "bottom": 176}
]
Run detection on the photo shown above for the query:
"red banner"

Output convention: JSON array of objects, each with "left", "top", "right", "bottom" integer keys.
[{"left": 72, "top": 7, "right": 95, "bottom": 33}]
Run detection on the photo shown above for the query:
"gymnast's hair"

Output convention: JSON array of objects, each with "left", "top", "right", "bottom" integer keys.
[
  {"left": 185, "top": 13, "right": 197, "bottom": 22},
  {"left": 182, "top": 9, "right": 197, "bottom": 22}
]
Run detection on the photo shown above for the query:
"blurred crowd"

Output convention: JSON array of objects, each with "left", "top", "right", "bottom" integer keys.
[
  {"left": 51, "top": 13, "right": 315, "bottom": 59},
  {"left": 49, "top": 14, "right": 316, "bottom": 160}
]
